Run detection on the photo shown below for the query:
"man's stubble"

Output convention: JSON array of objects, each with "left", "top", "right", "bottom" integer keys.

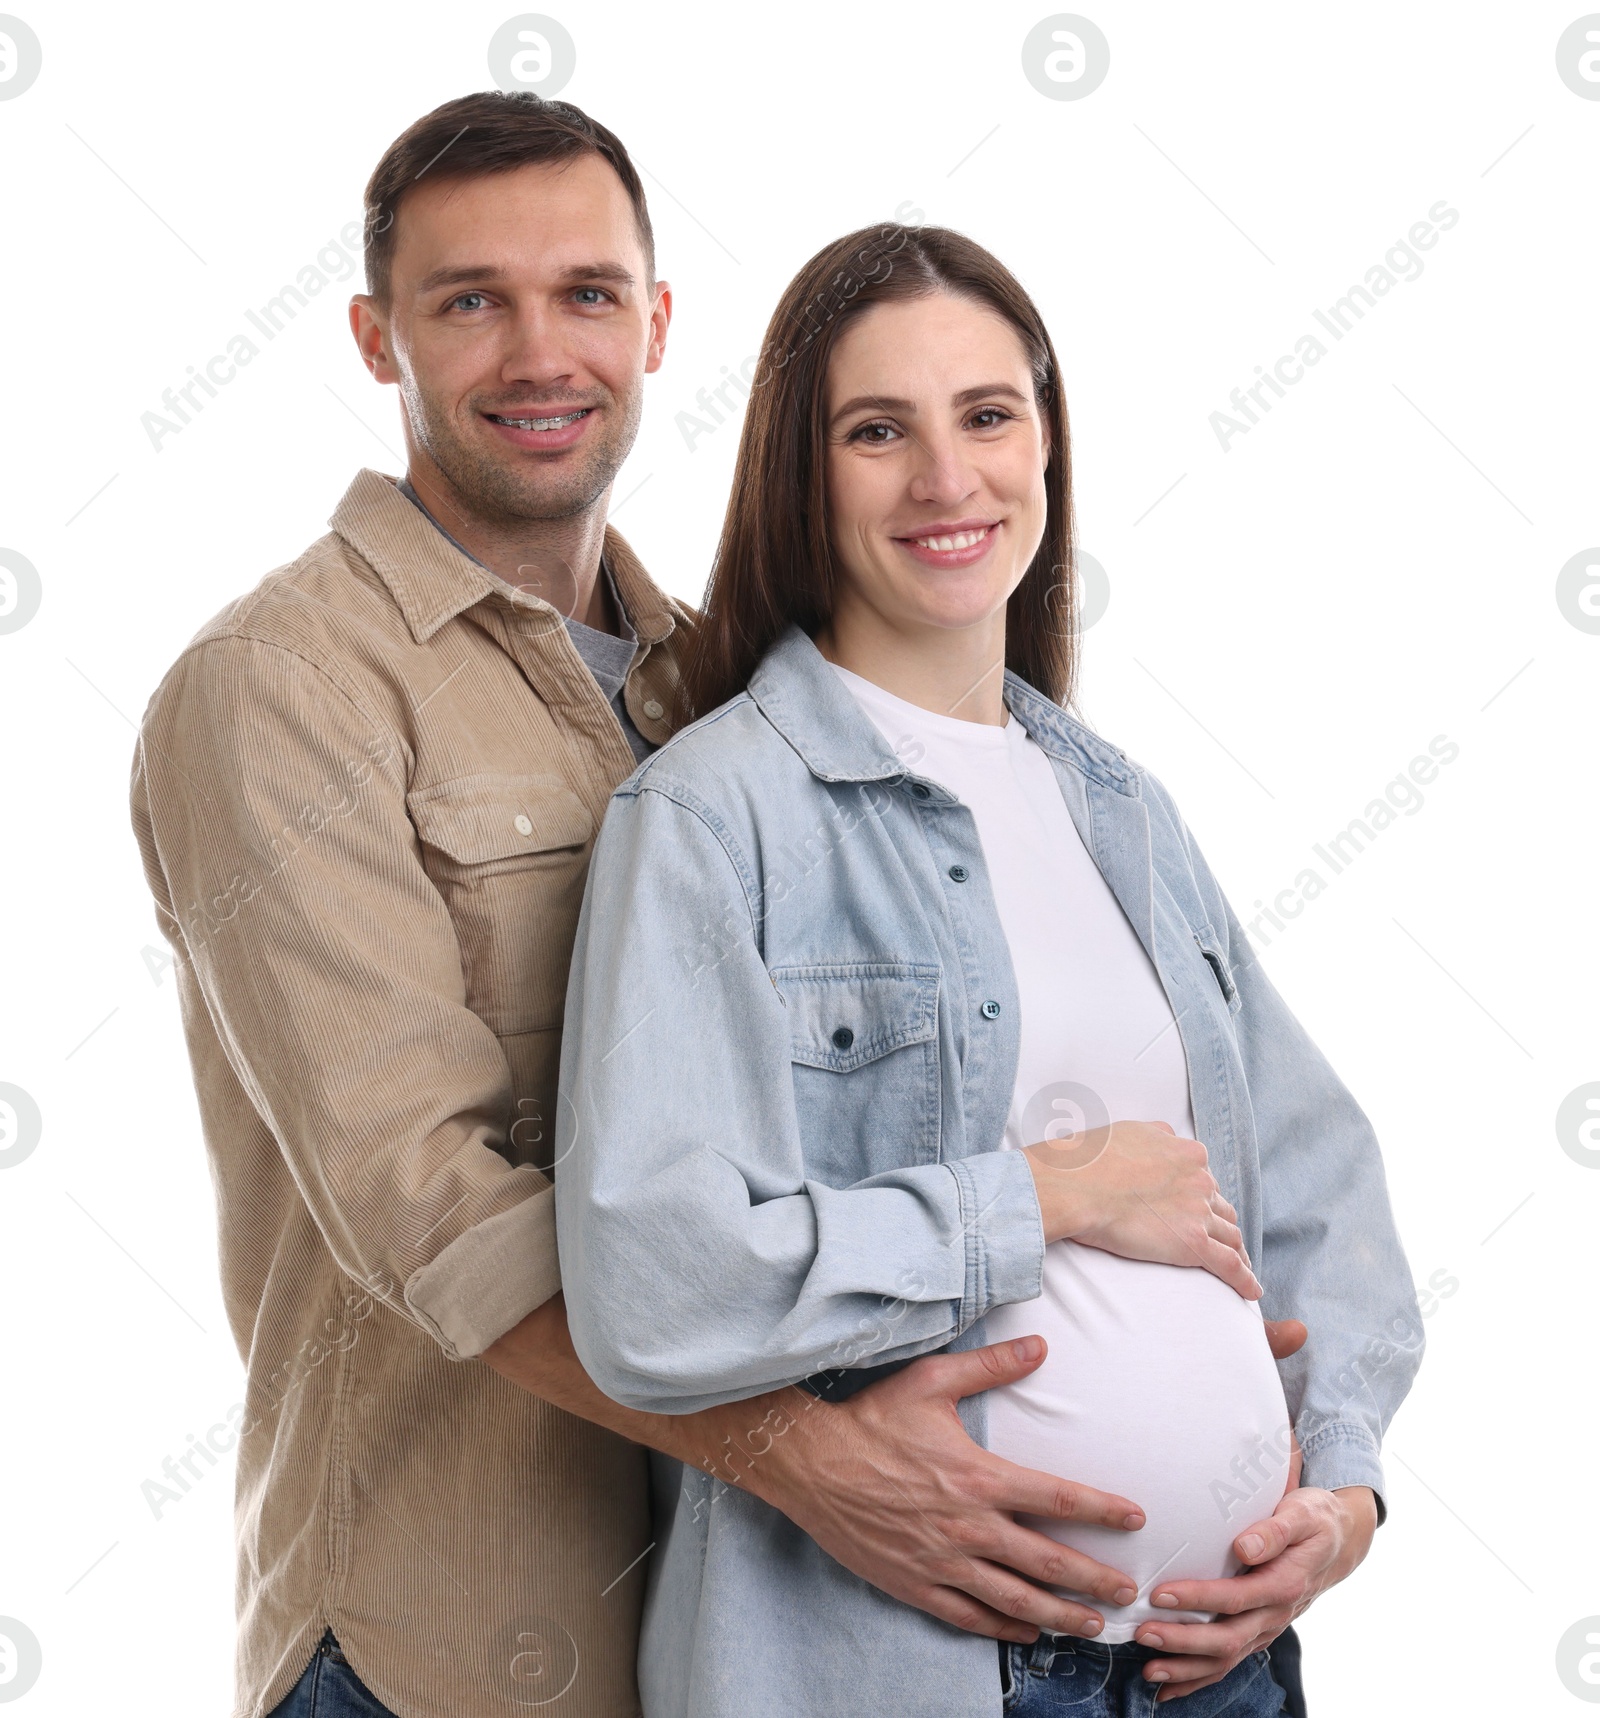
[{"left": 399, "top": 369, "right": 644, "bottom": 528}]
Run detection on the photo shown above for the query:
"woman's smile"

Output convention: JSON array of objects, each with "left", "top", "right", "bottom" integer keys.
[{"left": 892, "top": 517, "right": 1002, "bottom": 568}]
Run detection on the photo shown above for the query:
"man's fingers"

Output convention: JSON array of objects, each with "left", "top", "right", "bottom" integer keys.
[
  {"left": 986, "top": 1522, "right": 1139, "bottom": 1607},
  {"left": 982, "top": 1461, "right": 1145, "bottom": 1532},
  {"left": 1263, "top": 1318, "right": 1307, "bottom": 1360},
  {"left": 917, "top": 1336, "right": 1049, "bottom": 1400},
  {"left": 948, "top": 1559, "right": 1109, "bottom": 1639},
  {"left": 915, "top": 1585, "right": 1039, "bottom": 1644}
]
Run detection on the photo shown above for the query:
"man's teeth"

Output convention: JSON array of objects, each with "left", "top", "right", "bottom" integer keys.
[
  {"left": 911, "top": 527, "right": 990, "bottom": 552},
  {"left": 491, "top": 410, "right": 588, "bottom": 430}
]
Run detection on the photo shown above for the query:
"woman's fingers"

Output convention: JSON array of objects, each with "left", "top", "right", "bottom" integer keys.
[
  {"left": 1203, "top": 1234, "right": 1262, "bottom": 1299},
  {"left": 1150, "top": 1659, "right": 1246, "bottom": 1701}
]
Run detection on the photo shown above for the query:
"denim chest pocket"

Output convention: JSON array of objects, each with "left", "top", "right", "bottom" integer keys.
[{"left": 770, "top": 962, "right": 943, "bottom": 1181}]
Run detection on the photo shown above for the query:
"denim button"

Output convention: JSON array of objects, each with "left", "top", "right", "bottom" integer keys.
[
  {"left": 980, "top": 1000, "right": 1001, "bottom": 1020},
  {"left": 910, "top": 782, "right": 931, "bottom": 799},
  {"left": 948, "top": 865, "right": 969, "bottom": 882},
  {"left": 831, "top": 1026, "right": 854, "bottom": 1049}
]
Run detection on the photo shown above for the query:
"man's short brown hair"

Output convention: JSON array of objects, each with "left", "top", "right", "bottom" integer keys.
[{"left": 362, "top": 91, "right": 656, "bottom": 304}]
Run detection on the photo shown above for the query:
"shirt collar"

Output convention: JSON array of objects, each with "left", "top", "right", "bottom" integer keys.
[
  {"left": 328, "top": 467, "right": 681, "bottom": 648},
  {"left": 746, "top": 622, "right": 1140, "bottom": 796}
]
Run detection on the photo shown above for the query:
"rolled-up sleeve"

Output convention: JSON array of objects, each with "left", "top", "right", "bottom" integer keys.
[
  {"left": 555, "top": 779, "right": 1041, "bottom": 1415},
  {"left": 132, "top": 635, "right": 559, "bottom": 1359}
]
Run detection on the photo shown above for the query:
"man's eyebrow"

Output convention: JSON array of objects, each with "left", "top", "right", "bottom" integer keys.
[
  {"left": 412, "top": 261, "right": 638, "bottom": 296},
  {"left": 829, "top": 382, "right": 1031, "bottom": 424}
]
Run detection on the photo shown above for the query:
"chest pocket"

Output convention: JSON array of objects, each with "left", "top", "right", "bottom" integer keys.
[
  {"left": 408, "top": 773, "right": 594, "bottom": 1038},
  {"left": 771, "top": 962, "right": 942, "bottom": 1182}
]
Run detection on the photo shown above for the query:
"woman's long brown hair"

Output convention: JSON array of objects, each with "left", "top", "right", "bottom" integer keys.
[{"left": 676, "top": 222, "right": 1078, "bottom": 725}]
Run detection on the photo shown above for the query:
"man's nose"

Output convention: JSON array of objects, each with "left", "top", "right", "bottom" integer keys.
[{"left": 498, "top": 304, "right": 581, "bottom": 391}]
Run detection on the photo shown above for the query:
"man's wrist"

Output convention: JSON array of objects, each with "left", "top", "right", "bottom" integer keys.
[{"left": 668, "top": 1386, "right": 826, "bottom": 1504}]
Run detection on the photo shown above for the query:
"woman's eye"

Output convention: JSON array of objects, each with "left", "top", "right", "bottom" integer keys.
[
  {"left": 852, "top": 421, "right": 899, "bottom": 444},
  {"left": 969, "top": 407, "right": 1012, "bottom": 430}
]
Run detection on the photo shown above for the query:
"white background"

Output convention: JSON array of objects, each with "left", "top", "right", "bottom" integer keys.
[{"left": 1, "top": 1, "right": 1597, "bottom": 1712}]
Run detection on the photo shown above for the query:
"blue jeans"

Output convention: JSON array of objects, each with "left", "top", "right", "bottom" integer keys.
[
  {"left": 1000, "top": 1632, "right": 1289, "bottom": 1716},
  {"left": 266, "top": 1631, "right": 400, "bottom": 1718}
]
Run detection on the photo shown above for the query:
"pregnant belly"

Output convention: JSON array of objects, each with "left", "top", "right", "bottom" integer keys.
[{"left": 983, "top": 1245, "right": 1292, "bottom": 1642}]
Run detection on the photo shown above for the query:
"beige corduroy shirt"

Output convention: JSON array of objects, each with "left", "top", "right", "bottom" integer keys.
[{"left": 130, "top": 468, "right": 694, "bottom": 1718}]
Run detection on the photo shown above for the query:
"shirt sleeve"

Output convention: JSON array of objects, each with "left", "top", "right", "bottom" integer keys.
[
  {"left": 554, "top": 778, "right": 1045, "bottom": 1415},
  {"left": 131, "top": 634, "right": 561, "bottom": 1360},
  {"left": 1149, "top": 774, "right": 1420, "bottom": 1515}
]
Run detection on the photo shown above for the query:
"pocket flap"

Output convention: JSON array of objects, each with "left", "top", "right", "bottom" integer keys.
[
  {"left": 770, "top": 962, "right": 940, "bottom": 1072},
  {"left": 408, "top": 773, "right": 593, "bottom": 864}
]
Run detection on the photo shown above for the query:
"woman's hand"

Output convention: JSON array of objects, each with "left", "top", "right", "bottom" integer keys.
[
  {"left": 1134, "top": 1483, "right": 1379, "bottom": 1702},
  {"left": 1023, "top": 1120, "right": 1261, "bottom": 1300}
]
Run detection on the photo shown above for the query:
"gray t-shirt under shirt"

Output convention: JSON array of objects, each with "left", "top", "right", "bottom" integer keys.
[{"left": 397, "top": 478, "right": 654, "bottom": 763}]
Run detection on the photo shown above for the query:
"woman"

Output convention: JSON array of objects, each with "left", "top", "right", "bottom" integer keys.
[{"left": 553, "top": 225, "right": 1419, "bottom": 1716}]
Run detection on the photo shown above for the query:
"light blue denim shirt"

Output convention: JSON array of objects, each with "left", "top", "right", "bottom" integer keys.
[{"left": 554, "top": 624, "right": 1421, "bottom": 1718}]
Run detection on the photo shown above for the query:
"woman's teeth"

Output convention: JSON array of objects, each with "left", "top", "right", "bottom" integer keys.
[
  {"left": 909, "top": 527, "right": 990, "bottom": 551},
  {"left": 489, "top": 409, "right": 589, "bottom": 430}
]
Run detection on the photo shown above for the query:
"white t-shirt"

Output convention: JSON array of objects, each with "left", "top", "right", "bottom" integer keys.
[{"left": 831, "top": 664, "right": 1291, "bottom": 1641}]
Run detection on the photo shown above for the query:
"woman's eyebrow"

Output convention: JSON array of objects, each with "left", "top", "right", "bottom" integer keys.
[
  {"left": 952, "top": 382, "right": 1030, "bottom": 407},
  {"left": 829, "top": 382, "right": 1030, "bottom": 424},
  {"left": 830, "top": 393, "right": 915, "bottom": 423}
]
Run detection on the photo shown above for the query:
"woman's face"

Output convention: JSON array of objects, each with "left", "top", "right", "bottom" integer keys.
[{"left": 823, "top": 291, "right": 1050, "bottom": 641}]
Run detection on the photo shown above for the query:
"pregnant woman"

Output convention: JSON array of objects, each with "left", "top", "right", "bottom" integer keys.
[{"left": 554, "top": 224, "right": 1420, "bottom": 1716}]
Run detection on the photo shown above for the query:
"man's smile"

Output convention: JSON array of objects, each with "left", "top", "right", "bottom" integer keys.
[
  {"left": 485, "top": 408, "right": 592, "bottom": 431},
  {"left": 480, "top": 404, "right": 597, "bottom": 450}
]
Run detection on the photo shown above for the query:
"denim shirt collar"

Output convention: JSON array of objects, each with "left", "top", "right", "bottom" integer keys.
[{"left": 747, "top": 622, "right": 1142, "bottom": 797}]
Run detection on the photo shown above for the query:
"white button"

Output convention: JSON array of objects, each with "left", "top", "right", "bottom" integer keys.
[
  {"left": 643, "top": 698, "right": 664, "bottom": 720},
  {"left": 513, "top": 814, "right": 534, "bottom": 836}
]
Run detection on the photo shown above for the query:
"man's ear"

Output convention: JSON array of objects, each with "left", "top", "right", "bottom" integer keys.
[
  {"left": 644, "top": 280, "right": 673, "bottom": 375},
  {"left": 349, "top": 295, "right": 399, "bottom": 385}
]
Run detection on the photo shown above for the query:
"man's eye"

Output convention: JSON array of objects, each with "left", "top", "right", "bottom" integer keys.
[
  {"left": 449, "top": 292, "right": 489, "bottom": 313},
  {"left": 574, "top": 288, "right": 611, "bottom": 306}
]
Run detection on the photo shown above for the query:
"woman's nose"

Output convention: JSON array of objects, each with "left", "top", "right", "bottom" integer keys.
[{"left": 905, "top": 435, "right": 977, "bottom": 507}]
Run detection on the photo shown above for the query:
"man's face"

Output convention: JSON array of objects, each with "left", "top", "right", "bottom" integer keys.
[{"left": 353, "top": 155, "right": 669, "bottom": 524}]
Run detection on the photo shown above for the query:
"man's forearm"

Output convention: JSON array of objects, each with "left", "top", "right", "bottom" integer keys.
[{"left": 480, "top": 1292, "right": 787, "bottom": 1483}]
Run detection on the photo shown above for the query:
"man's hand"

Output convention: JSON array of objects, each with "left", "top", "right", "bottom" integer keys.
[
  {"left": 485, "top": 1296, "right": 1313, "bottom": 1651},
  {"left": 713, "top": 1335, "right": 1148, "bottom": 1643},
  {"left": 1134, "top": 1482, "right": 1377, "bottom": 1703}
]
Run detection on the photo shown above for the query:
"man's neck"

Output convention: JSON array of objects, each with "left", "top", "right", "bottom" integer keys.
[{"left": 402, "top": 457, "right": 616, "bottom": 635}]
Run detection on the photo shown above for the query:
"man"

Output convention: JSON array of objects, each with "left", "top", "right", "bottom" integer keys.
[{"left": 134, "top": 92, "right": 1241, "bottom": 1718}]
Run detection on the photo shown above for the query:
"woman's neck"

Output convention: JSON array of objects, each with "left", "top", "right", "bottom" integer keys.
[{"left": 814, "top": 605, "right": 1009, "bottom": 727}]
